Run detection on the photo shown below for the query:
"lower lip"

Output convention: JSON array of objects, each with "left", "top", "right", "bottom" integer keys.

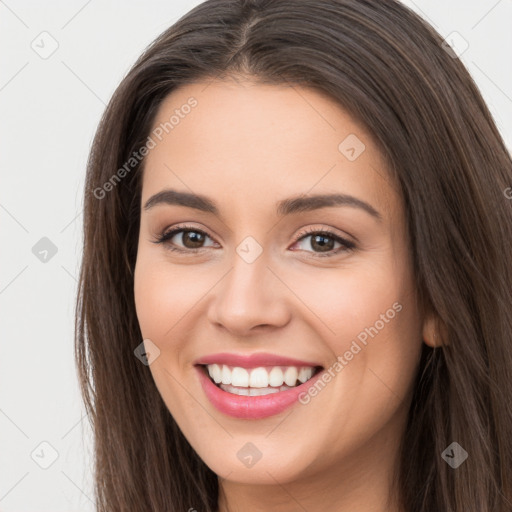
[{"left": 195, "top": 365, "right": 324, "bottom": 419}]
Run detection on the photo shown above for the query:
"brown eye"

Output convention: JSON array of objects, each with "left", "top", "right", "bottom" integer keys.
[
  {"left": 175, "top": 230, "right": 206, "bottom": 249},
  {"left": 309, "top": 233, "right": 336, "bottom": 252},
  {"left": 290, "top": 228, "right": 356, "bottom": 258},
  {"left": 153, "top": 226, "right": 217, "bottom": 253}
]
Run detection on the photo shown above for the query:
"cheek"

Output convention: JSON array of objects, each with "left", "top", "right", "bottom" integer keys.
[
  {"left": 133, "top": 251, "right": 208, "bottom": 419},
  {"left": 280, "top": 263, "right": 422, "bottom": 458},
  {"left": 134, "top": 248, "right": 213, "bottom": 340},
  {"left": 288, "top": 257, "right": 415, "bottom": 340},
  {"left": 289, "top": 258, "right": 422, "bottom": 403}
]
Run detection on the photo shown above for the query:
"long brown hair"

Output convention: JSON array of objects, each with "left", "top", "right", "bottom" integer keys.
[{"left": 75, "top": 1, "right": 512, "bottom": 510}]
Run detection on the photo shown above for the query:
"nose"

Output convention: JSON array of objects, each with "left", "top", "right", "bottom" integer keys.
[{"left": 207, "top": 253, "right": 291, "bottom": 336}]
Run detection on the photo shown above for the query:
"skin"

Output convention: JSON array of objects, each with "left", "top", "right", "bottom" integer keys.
[{"left": 134, "top": 78, "right": 439, "bottom": 512}]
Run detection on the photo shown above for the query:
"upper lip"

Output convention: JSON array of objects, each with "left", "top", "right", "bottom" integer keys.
[{"left": 194, "top": 352, "right": 323, "bottom": 369}]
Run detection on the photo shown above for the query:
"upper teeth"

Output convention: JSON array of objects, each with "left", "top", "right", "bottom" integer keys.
[{"left": 206, "top": 364, "right": 316, "bottom": 388}]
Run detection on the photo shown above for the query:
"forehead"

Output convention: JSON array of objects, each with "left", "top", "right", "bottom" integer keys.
[{"left": 141, "top": 79, "right": 398, "bottom": 221}]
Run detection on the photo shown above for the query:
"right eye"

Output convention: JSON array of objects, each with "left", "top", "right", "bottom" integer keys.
[{"left": 153, "top": 225, "right": 219, "bottom": 253}]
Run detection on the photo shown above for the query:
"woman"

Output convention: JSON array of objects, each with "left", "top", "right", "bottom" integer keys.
[{"left": 75, "top": 0, "right": 512, "bottom": 510}]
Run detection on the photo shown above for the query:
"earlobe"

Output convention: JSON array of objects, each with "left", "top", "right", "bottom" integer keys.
[{"left": 422, "top": 313, "right": 447, "bottom": 348}]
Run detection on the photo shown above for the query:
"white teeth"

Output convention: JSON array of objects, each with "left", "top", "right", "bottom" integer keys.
[
  {"left": 209, "top": 364, "right": 222, "bottom": 384},
  {"left": 231, "top": 367, "right": 249, "bottom": 387},
  {"left": 298, "top": 367, "right": 314, "bottom": 383},
  {"left": 249, "top": 367, "right": 269, "bottom": 388},
  {"left": 219, "top": 383, "right": 294, "bottom": 396},
  {"left": 221, "top": 365, "right": 231, "bottom": 385},
  {"left": 268, "top": 367, "right": 284, "bottom": 387},
  {"left": 284, "top": 367, "right": 298, "bottom": 387},
  {"left": 206, "top": 364, "right": 316, "bottom": 389}
]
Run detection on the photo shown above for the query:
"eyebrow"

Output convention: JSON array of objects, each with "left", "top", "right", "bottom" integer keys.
[{"left": 143, "top": 188, "right": 382, "bottom": 221}]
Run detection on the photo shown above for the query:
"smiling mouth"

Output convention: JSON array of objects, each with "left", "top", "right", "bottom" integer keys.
[{"left": 198, "top": 364, "right": 324, "bottom": 396}]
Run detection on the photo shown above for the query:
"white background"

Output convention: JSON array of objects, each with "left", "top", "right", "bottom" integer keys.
[{"left": 1, "top": 1, "right": 511, "bottom": 510}]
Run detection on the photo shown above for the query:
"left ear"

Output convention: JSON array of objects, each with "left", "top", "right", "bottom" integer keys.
[{"left": 422, "top": 312, "right": 446, "bottom": 348}]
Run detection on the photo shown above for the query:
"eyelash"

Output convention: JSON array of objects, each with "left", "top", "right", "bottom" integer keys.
[{"left": 152, "top": 224, "right": 356, "bottom": 258}]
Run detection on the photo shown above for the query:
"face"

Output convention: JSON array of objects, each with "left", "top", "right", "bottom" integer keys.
[{"left": 134, "top": 78, "right": 427, "bottom": 490}]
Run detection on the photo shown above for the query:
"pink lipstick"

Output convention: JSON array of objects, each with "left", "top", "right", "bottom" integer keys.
[
  {"left": 194, "top": 352, "right": 322, "bottom": 369},
  {"left": 195, "top": 362, "right": 324, "bottom": 419}
]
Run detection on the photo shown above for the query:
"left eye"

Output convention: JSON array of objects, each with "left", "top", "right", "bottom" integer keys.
[{"left": 291, "top": 230, "right": 355, "bottom": 256}]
